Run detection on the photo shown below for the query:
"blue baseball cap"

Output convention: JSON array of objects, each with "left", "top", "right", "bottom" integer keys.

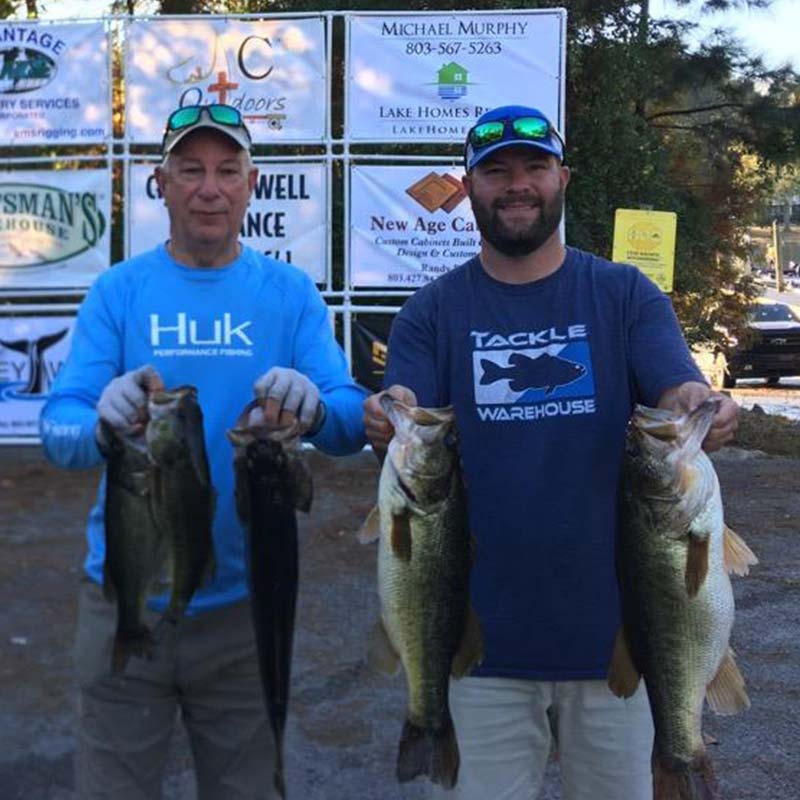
[{"left": 464, "top": 105, "right": 564, "bottom": 171}]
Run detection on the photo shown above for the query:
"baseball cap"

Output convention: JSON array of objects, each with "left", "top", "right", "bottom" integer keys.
[
  {"left": 464, "top": 105, "right": 564, "bottom": 171},
  {"left": 161, "top": 104, "right": 252, "bottom": 155}
]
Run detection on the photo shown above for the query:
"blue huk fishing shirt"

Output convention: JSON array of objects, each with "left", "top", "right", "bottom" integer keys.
[
  {"left": 384, "top": 248, "right": 704, "bottom": 680},
  {"left": 40, "top": 244, "right": 367, "bottom": 614}
]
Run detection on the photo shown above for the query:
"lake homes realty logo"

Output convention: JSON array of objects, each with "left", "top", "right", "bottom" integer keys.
[{"left": 0, "top": 183, "right": 106, "bottom": 270}]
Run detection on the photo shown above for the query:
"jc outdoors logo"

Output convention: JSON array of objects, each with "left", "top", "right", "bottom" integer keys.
[
  {"left": 0, "top": 47, "right": 57, "bottom": 94},
  {"left": 165, "top": 26, "right": 288, "bottom": 130}
]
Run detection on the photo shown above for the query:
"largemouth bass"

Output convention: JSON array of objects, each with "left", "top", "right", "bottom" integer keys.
[
  {"left": 146, "top": 386, "right": 216, "bottom": 626},
  {"left": 99, "top": 422, "right": 166, "bottom": 674},
  {"left": 609, "top": 400, "right": 757, "bottom": 800},
  {"left": 228, "top": 403, "right": 313, "bottom": 800},
  {"left": 362, "top": 397, "right": 483, "bottom": 789}
]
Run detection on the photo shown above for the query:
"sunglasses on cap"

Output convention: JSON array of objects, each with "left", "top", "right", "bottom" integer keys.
[
  {"left": 162, "top": 104, "right": 251, "bottom": 149},
  {"left": 467, "top": 115, "right": 563, "bottom": 150}
]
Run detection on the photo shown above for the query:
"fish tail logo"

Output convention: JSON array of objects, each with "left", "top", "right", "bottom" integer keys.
[{"left": 0, "top": 328, "right": 67, "bottom": 395}]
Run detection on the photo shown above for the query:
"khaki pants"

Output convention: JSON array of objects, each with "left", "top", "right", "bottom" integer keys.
[
  {"left": 74, "top": 580, "right": 274, "bottom": 800},
  {"left": 429, "top": 676, "right": 654, "bottom": 800}
]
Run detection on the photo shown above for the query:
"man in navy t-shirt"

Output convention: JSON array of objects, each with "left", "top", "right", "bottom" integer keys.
[{"left": 363, "top": 105, "right": 738, "bottom": 800}]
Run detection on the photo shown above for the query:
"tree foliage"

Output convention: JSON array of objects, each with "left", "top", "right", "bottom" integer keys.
[{"left": 3, "top": 0, "right": 798, "bottom": 344}]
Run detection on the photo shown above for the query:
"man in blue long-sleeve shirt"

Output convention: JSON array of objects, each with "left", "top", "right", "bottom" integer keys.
[{"left": 40, "top": 104, "right": 366, "bottom": 800}]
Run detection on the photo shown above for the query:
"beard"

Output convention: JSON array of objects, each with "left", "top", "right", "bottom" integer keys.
[{"left": 469, "top": 186, "right": 564, "bottom": 257}]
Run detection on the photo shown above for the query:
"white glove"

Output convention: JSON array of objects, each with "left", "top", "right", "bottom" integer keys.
[
  {"left": 254, "top": 367, "right": 324, "bottom": 433},
  {"left": 96, "top": 365, "right": 157, "bottom": 436}
]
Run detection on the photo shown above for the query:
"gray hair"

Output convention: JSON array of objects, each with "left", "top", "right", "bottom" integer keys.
[{"left": 160, "top": 147, "right": 254, "bottom": 172}]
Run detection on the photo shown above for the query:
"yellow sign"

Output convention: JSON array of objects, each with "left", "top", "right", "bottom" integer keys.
[{"left": 612, "top": 209, "right": 677, "bottom": 292}]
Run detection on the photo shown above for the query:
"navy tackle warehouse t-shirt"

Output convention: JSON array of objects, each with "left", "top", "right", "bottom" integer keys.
[{"left": 383, "top": 247, "right": 704, "bottom": 680}]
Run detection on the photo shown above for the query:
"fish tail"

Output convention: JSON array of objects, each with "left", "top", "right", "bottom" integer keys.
[
  {"left": 653, "top": 751, "right": 719, "bottom": 800},
  {"left": 111, "top": 625, "right": 154, "bottom": 674},
  {"left": 396, "top": 715, "right": 459, "bottom": 789},
  {"left": 479, "top": 359, "right": 505, "bottom": 386},
  {"left": 272, "top": 748, "right": 286, "bottom": 799}
]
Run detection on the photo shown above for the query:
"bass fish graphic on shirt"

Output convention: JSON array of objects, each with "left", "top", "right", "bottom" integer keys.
[{"left": 480, "top": 351, "right": 586, "bottom": 396}]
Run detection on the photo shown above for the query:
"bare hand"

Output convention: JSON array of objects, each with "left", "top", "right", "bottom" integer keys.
[
  {"left": 363, "top": 384, "right": 417, "bottom": 457},
  {"left": 657, "top": 380, "right": 739, "bottom": 452}
]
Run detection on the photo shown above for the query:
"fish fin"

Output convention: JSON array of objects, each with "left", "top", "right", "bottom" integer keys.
[
  {"left": 356, "top": 505, "right": 381, "bottom": 544},
  {"left": 182, "top": 398, "right": 212, "bottom": 489},
  {"left": 451, "top": 604, "right": 484, "bottom": 678},
  {"left": 232, "top": 454, "right": 251, "bottom": 526},
  {"left": 367, "top": 619, "right": 400, "bottom": 675},
  {"left": 706, "top": 648, "right": 750, "bottom": 715},
  {"left": 723, "top": 525, "right": 758, "bottom": 576},
  {"left": 111, "top": 626, "right": 155, "bottom": 675},
  {"left": 607, "top": 627, "right": 642, "bottom": 698},
  {"left": 390, "top": 511, "right": 412, "bottom": 561},
  {"left": 102, "top": 561, "right": 117, "bottom": 602},
  {"left": 288, "top": 451, "right": 313, "bottom": 512},
  {"left": 653, "top": 750, "right": 718, "bottom": 800},
  {"left": 396, "top": 715, "right": 459, "bottom": 789},
  {"left": 272, "top": 745, "right": 286, "bottom": 799},
  {"left": 685, "top": 535, "right": 710, "bottom": 597}
]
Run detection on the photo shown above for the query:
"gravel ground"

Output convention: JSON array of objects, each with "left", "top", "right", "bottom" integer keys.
[{"left": 1, "top": 432, "right": 798, "bottom": 799}]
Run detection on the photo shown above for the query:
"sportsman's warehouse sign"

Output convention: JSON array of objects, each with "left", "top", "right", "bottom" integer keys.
[{"left": 0, "top": 170, "right": 110, "bottom": 290}]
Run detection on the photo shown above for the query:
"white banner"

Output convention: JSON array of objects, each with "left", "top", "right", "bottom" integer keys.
[
  {"left": 0, "top": 169, "right": 110, "bottom": 290},
  {"left": 0, "top": 22, "right": 109, "bottom": 145},
  {"left": 0, "top": 315, "right": 74, "bottom": 441},
  {"left": 125, "top": 18, "right": 327, "bottom": 144},
  {"left": 346, "top": 11, "right": 565, "bottom": 142},
  {"left": 349, "top": 164, "right": 479, "bottom": 288},
  {"left": 128, "top": 161, "right": 328, "bottom": 283}
]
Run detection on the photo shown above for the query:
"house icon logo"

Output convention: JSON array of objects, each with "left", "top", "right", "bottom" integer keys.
[{"left": 437, "top": 62, "right": 469, "bottom": 100}]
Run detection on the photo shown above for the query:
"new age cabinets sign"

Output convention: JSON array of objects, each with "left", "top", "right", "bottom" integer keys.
[
  {"left": 346, "top": 11, "right": 565, "bottom": 141},
  {"left": 349, "top": 164, "right": 478, "bottom": 287},
  {"left": 125, "top": 17, "right": 327, "bottom": 144},
  {"left": 0, "top": 22, "right": 109, "bottom": 145}
]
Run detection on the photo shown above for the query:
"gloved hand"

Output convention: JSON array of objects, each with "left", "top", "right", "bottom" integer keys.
[
  {"left": 253, "top": 367, "right": 324, "bottom": 434},
  {"left": 96, "top": 365, "right": 159, "bottom": 437}
]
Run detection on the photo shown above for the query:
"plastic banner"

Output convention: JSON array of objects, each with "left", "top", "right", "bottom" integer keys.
[
  {"left": 0, "top": 169, "right": 110, "bottom": 290},
  {"left": 0, "top": 22, "right": 109, "bottom": 145},
  {"left": 612, "top": 208, "right": 678, "bottom": 292},
  {"left": 128, "top": 161, "right": 328, "bottom": 283},
  {"left": 0, "top": 314, "right": 74, "bottom": 441},
  {"left": 125, "top": 17, "right": 327, "bottom": 144},
  {"left": 346, "top": 11, "right": 564, "bottom": 142},
  {"left": 351, "top": 313, "right": 394, "bottom": 393},
  {"left": 349, "top": 164, "right": 478, "bottom": 287}
]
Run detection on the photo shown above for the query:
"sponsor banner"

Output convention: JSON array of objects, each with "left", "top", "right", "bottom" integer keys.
[
  {"left": 346, "top": 11, "right": 564, "bottom": 142},
  {"left": 0, "top": 314, "right": 74, "bottom": 441},
  {"left": 128, "top": 161, "right": 328, "bottom": 282},
  {"left": 0, "top": 169, "right": 110, "bottom": 290},
  {"left": 349, "top": 164, "right": 478, "bottom": 287},
  {"left": 612, "top": 208, "right": 677, "bottom": 292},
  {"left": 125, "top": 18, "right": 327, "bottom": 144},
  {"left": 351, "top": 313, "right": 394, "bottom": 393},
  {"left": 0, "top": 22, "right": 109, "bottom": 145}
]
